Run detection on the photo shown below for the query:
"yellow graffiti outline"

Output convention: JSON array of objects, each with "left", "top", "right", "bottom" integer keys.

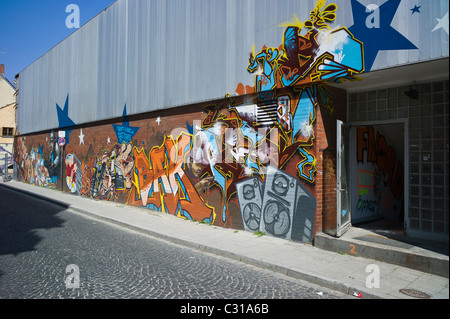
[
  {"left": 278, "top": 14, "right": 304, "bottom": 30},
  {"left": 292, "top": 86, "right": 319, "bottom": 183},
  {"left": 132, "top": 130, "right": 216, "bottom": 223},
  {"left": 248, "top": 46, "right": 280, "bottom": 92},
  {"left": 309, "top": 27, "right": 365, "bottom": 84},
  {"left": 305, "top": 0, "right": 337, "bottom": 30}
]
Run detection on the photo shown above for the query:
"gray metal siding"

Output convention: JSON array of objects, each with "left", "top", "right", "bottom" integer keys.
[{"left": 17, "top": 0, "right": 449, "bottom": 134}]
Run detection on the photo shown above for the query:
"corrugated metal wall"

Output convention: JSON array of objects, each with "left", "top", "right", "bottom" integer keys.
[{"left": 17, "top": 0, "right": 449, "bottom": 134}]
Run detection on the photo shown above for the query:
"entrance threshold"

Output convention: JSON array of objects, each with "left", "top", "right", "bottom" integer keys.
[
  {"left": 314, "top": 219, "right": 449, "bottom": 278},
  {"left": 352, "top": 218, "right": 406, "bottom": 242}
]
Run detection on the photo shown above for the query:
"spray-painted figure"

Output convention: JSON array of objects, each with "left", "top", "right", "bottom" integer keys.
[{"left": 46, "top": 131, "right": 61, "bottom": 185}]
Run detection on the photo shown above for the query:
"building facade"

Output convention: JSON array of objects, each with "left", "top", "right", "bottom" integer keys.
[
  {"left": 14, "top": 0, "right": 449, "bottom": 243},
  {"left": 0, "top": 64, "right": 16, "bottom": 174}
]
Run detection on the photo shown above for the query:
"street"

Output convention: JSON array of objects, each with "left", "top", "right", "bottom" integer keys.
[{"left": 0, "top": 186, "right": 347, "bottom": 300}]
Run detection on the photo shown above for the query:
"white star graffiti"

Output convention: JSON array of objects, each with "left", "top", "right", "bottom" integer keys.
[
  {"left": 432, "top": 11, "right": 449, "bottom": 35},
  {"left": 79, "top": 129, "right": 85, "bottom": 145}
]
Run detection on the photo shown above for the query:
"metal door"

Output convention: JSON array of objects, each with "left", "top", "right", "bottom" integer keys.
[{"left": 337, "top": 120, "right": 351, "bottom": 237}]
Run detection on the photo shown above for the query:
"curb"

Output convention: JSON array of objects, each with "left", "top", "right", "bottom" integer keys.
[{"left": 315, "top": 232, "right": 449, "bottom": 278}]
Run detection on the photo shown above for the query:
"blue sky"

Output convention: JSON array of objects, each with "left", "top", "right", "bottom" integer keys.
[{"left": 0, "top": 0, "right": 117, "bottom": 83}]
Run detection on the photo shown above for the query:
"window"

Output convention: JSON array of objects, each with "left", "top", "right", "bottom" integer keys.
[{"left": 2, "top": 127, "right": 14, "bottom": 138}]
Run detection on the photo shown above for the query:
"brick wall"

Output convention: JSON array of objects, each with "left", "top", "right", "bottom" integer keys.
[
  {"left": 14, "top": 85, "right": 347, "bottom": 242},
  {"left": 317, "top": 86, "right": 347, "bottom": 234},
  {"left": 322, "top": 149, "right": 337, "bottom": 231}
]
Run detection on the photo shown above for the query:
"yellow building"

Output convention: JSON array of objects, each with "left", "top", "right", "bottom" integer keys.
[{"left": 0, "top": 64, "right": 16, "bottom": 174}]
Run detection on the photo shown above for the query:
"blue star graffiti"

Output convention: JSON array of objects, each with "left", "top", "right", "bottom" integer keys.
[
  {"left": 56, "top": 94, "right": 76, "bottom": 144},
  {"left": 410, "top": 5, "right": 421, "bottom": 15},
  {"left": 348, "top": 0, "right": 418, "bottom": 71},
  {"left": 112, "top": 105, "right": 140, "bottom": 144}
]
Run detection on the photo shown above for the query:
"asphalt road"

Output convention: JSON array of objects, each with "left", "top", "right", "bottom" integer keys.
[{"left": 0, "top": 186, "right": 347, "bottom": 301}]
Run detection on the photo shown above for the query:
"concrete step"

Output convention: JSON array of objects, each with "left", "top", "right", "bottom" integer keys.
[{"left": 314, "top": 227, "right": 449, "bottom": 278}]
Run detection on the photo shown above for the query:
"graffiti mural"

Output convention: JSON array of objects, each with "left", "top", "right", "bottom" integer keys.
[
  {"left": 113, "top": 105, "right": 140, "bottom": 144},
  {"left": 356, "top": 126, "right": 404, "bottom": 200},
  {"left": 352, "top": 125, "right": 404, "bottom": 223},
  {"left": 236, "top": 166, "right": 316, "bottom": 241},
  {"left": 236, "top": 0, "right": 364, "bottom": 96},
  {"left": 14, "top": 134, "right": 60, "bottom": 189},
  {"left": 128, "top": 132, "right": 215, "bottom": 223},
  {"left": 14, "top": 88, "right": 321, "bottom": 242},
  {"left": 14, "top": 90, "right": 336, "bottom": 242},
  {"left": 65, "top": 153, "right": 82, "bottom": 194},
  {"left": 82, "top": 143, "right": 135, "bottom": 201},
  {"left": 231, "top": 0, "right": 365, "bottom": 190}
]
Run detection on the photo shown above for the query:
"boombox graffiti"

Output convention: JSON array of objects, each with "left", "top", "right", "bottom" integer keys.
[{"left": 236, "top": 166, "right": 316, "bottom": 242}]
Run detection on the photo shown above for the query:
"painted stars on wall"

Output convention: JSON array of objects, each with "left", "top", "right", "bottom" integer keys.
[
  {"left": 56, "top": 94, "right": 76, "bottom": 144},
  {"left": 348, "top": 0, "right": 418, "bottom": 71},
  {"left": 433, "top": 11, "right": 449, "bottom": 35},
  {"left": 348, "top": 0, "right": 449, "bottom": 71},
  {"left": 78, "top": 129, "right": 85, "bottom": 145},
  {"left": 410, "top": 5, "right": 421, "bottom": 15},
  {"left": 58, "top": 100, "right": 143, "bottom": 146},
  {"left": 112, "top": 105, "right": 140, "bottom": 144}
]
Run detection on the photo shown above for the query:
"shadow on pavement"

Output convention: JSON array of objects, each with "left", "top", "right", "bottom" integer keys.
[
  {"left": 353, "top": 219, "right": 449, "bottom": 256},
  {"left": 0, "top": 185, "right": 68, "bottom": 256}
]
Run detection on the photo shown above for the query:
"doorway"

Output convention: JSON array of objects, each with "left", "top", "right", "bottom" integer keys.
[{"left": 348, "top": 121, "right": 406, "bottom": 235}]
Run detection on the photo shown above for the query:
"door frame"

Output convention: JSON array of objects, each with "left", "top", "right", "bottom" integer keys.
[
  {"left": 346, "top": 118, "right": 409, "bottom": 234},
  {"left": 337, "top": 120, "right": 351, "bottom": 237}
]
